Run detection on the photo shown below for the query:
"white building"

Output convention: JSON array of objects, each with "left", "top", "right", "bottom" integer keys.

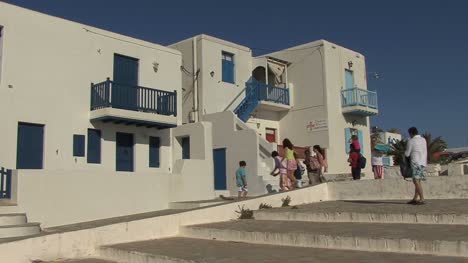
[
  {"left": 0, "top": 2, "right": 380, "bottom": 231},
  {"left": 0, "top": 2, "right": 216, "bottom": 228},
  {"left": 170, "top": 35, "right": 379, "bottom": 193}
]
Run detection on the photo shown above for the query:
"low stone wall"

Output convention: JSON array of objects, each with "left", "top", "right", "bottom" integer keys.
[{"left": 328, "top": 175, "right": 468, "bottom": 201}]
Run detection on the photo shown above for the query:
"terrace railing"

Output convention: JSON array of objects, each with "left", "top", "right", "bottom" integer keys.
[{"left": 91, "top": 78, "right": 177, "bottom": 116}]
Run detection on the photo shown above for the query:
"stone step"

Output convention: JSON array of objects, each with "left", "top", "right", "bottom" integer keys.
[
  {"left": 181, "top": 220, "right": 468, "bottom": 257},
  {"left": 100, "top": 237, "right": 468, "bottom": 263},
  {"left": 0, "top": 213, "right": 27, "bottom": 226},
  {"left": 169, "top": 200, "right": 227, "bottom": 210},
  {"left": 44, "top": 259, "right": 116, "bottom": 263},
  {"left": 0, "top": 222, "right": 41, "bottom": 238},
  {"left": 254, "top": 199, "right": 468, "bottom": 225}
]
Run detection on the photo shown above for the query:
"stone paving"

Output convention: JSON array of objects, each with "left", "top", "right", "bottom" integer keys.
[
  {"left": 187, "top": 219, "right": 468, "bottom": 242},
  {"left": 104, "top": 237, "right": 468, "bottom": 263},
  {"left": 45, "top": 259, "right": 116, "bottom": 263},
  {"left": 257, "top": 199, "right": 468, "bottom": 215}
]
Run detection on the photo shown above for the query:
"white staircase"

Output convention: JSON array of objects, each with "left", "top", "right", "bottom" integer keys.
[{"left": 0, "top": 204, "right": 41, "bottom": 239}]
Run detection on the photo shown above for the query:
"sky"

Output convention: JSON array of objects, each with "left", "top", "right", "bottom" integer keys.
[{"left": 3, "top": 0, "right": 468, "bottom": 147}]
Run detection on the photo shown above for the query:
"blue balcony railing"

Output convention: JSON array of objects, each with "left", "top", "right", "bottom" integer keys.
[
  {"left": 253, "top": 80, "right": 290, "bottom": 105},
  {"left": 341, "top": 87, "right": 378, "bottom": 109},
  {"left": 90, "top": 78, "right": 177, "bottom": 116}
]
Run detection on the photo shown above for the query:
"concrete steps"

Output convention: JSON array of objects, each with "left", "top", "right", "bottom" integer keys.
[
  {"left": 254, "top": 199, "right": 468, "bottom": 225},
  {"left": 181, "top": 220, "right": 468, "bottom": 257},
  {"left": 98, "top": 237, "right": 467, "bottom": 263},
  {"left": 0, "top": 205, "right": 41, "bottom": 238},
  {"left": 0, "top": 222, "right": 41, "bottom": 238}
]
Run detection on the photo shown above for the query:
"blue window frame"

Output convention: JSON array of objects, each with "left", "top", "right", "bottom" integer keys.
[
  {"left": 87, "top": 129, "right": 101, "bottom": 164},
  {"left": 222, "top": 52, "right": 234, "bottom": 84},
  {"left": 73, "top": 134, "right": 85, "bottom": 157},
  {"left": 149, "top": 137, "right": 160, "bottom": 168},
  {"left": 182, "top": 137, "right": 190, "bottom": 159}
]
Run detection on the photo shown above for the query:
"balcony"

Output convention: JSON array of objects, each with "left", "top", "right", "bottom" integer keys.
[
  {"left": 234, "top": 79, "right": 291, "bottom": 122},
  {"left": 341, "top": 88, "right": 378, "bottom": 116},
  {"left": 90, "top": 79, "right": 177, "bottom": 128}
]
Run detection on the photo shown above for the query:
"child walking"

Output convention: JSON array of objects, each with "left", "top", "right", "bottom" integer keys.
[
  {"left": 236, "top": 161, "right": 248, "bottom": 199},
  {"left": 372, "top": 150, "right": 384, "bottom": 179},
  {"left": 271, "top": 151, "right": 292, "bottom": 191},
  {"left": 283, "top": 138, "right": 297, "bottom": 188}
]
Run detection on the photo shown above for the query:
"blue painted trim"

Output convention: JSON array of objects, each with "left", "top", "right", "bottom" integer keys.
[{"left": 91, "top": 116, "right": 177, "bottom": 129}]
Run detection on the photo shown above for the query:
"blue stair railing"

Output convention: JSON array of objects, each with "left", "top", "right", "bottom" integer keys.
[{"left": 234, "top": 79, "right": 290, "bottom": 122}]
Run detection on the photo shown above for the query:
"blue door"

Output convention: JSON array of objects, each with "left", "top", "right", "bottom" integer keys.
[
  {"left": 16, "top": 123, "right": 44, "bottom": 169},
  {"left": 182, "top": 137, "right": 190, "bottom": 159},
  {"left": 113, "top": 54, "right": 139, "bottom": 110},
  {"left": 213, "top": 148, "right": 227, "bottom": 190},
  {"left": 116, "top": 132, "right": 134, "bottom": 172},
  {"left": 345, "top": 69, "right": 354, "bottom": 89}
]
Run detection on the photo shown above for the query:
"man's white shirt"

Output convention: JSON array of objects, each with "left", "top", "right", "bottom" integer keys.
[{"left": 405, "top": 135, "right": 428, "bottom": 167}]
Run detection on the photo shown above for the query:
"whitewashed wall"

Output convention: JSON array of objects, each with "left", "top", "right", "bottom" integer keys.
[{"left": 0, "top": 2, "right": 182, "bottom": 172}]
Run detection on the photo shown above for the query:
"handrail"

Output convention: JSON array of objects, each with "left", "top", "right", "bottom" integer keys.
[{"left": 341, "top": 87, "right": 378, "bottom": 109}]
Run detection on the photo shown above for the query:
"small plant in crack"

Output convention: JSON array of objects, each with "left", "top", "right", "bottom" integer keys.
[
  {"left": 259, "top": 203, "right": 272, "bottom": 209},
  {"left": 281, "top": 196, "right": 292, "bottom": 207},
  {"left": 235, "top": 205, "right": 254, "bottom": 219}
]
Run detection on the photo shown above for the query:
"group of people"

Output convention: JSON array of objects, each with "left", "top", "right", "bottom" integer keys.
[
  {"left": 236, "top": 126, "right": 427, "bottom": 205},
  {"left": 270, "top": 138, "right": 328, "bottom": 192}
]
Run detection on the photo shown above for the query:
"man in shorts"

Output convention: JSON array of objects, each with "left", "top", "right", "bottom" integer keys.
[{"left": 405, "top": 127, "right": 427, "bottom": 205}]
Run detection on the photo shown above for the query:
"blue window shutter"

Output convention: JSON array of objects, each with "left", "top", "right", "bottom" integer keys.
[
  {"left": 345, "top": 128, "right": 351, "bottom": 153},
  {"left": 149, "top": 137, "right": 160, "bottom": 168},
  {"left": 182, "top": 137, "right": 190, "bottom": 159},
  {"left": 87, "top": 129, "right": 101, "bottom": 164},
  {"left": 73, "top": 135, "right": 85, "bottom": 157},
  {"left": 357, "top": 130, "right": 364, "bottom": 154}
]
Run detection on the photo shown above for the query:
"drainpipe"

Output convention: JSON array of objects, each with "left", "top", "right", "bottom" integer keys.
[{"left": 192, "top": 37, "right": 199, "bottom": 122}]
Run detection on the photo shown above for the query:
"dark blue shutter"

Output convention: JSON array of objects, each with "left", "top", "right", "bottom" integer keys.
[
  {"left": 357, "top": 130, "right": 364, "bottom": 154},
  {"left": 182, "top": 137, "right": 190, "bottom": 159},
  {"left": 16, "top": 123, "right": 44, "bottom": 169},
  {"left": 345, "top": 128, "right": 351, "bottom": 154},
  {"left": 73, "top": 135, "right": 85, "bottom": 157},
  {"left": 149, "top": 137, "right": 160, "bottom": 168},
  {"left": 87, "top": 129, "right": 101, "bottom": 164},
  {"left": 116, "top": 132, "right": 134, "bottom": 172}
]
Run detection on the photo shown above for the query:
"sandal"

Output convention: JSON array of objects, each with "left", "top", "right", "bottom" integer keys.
[
  {"left": 407, "top": 200, "right": 418, "bottom": 205},
  {"left": 415, "top": 200, "right": 426, "bottom": 205}
]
